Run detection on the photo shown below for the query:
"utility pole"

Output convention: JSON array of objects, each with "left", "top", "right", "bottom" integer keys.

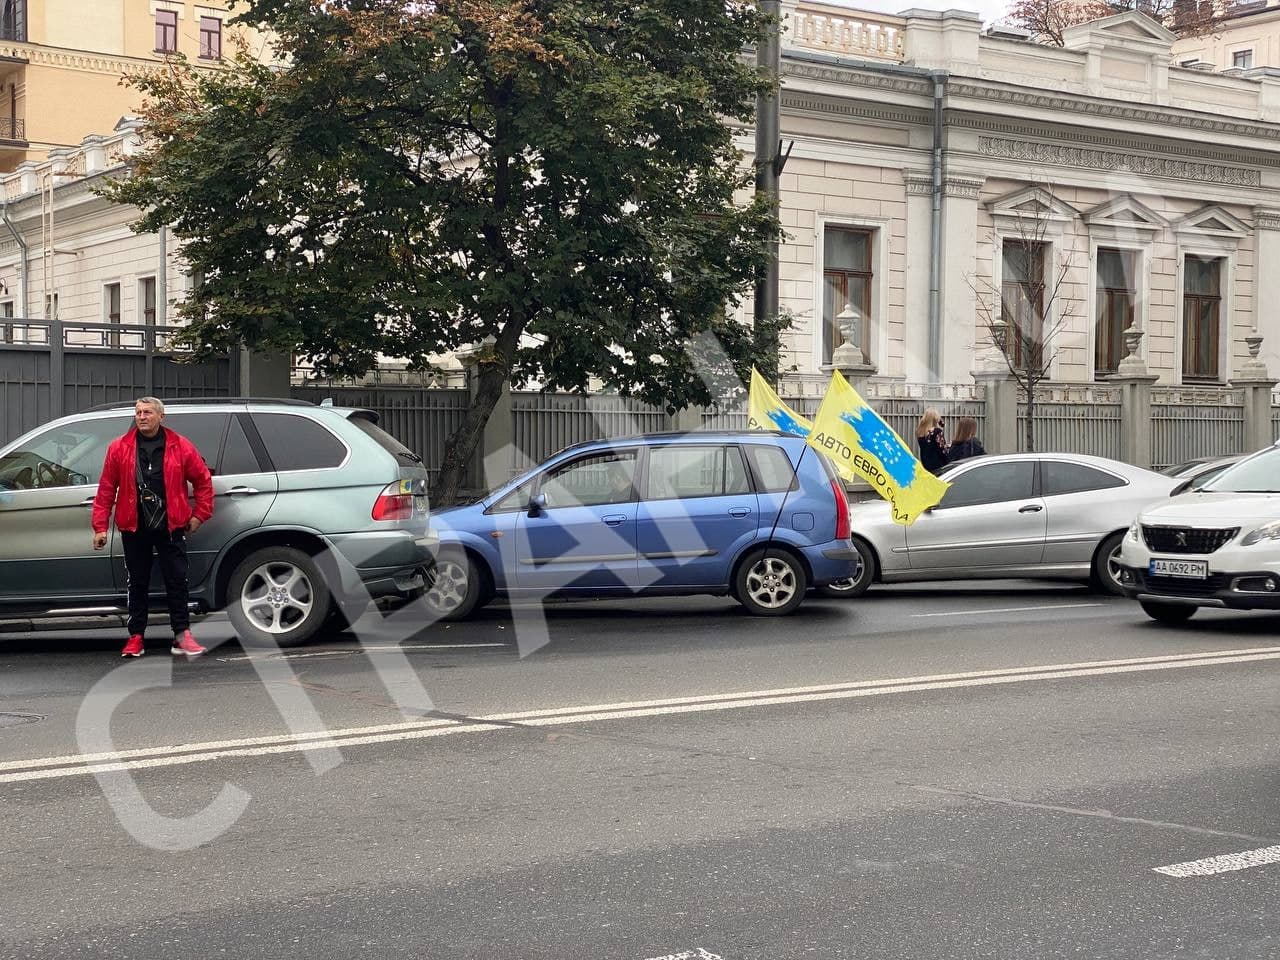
[{"left": 753, "top": 0, "right": 783, "bottom": 342}]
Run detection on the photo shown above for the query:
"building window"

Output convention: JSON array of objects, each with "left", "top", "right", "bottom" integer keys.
[
  {"left": 1, "top": 0, "right": 26, "bottom": 42},
  {"left": 822, "top": 226, "right": 872, "bottom": 364},
  {"left": 1000, "top": 239, "right": 1046, "bottom": 371},
  {"left": 104, "top": 283, "right": 121, "bottom": 324},
  {"left": 1183, "top": 255, "right": 1222, "bottom": 382},
  {"left": 1095, "top": 248, "right": 1136, "bottom": 378},
  {"left": 43, "top": 292, "right": 57, "bottom": 319},
  {"left": 155, "top": 9, "right": 177, "bottom": 53},
  {"left": 1233, "top": 49, "right": 1254, "bottom": 69},
  {"left": 139, "top": 276, "right": 157, "bottom": 325},
  {"left": 199, "top": 16, "right": 222, "bottom": 59}
]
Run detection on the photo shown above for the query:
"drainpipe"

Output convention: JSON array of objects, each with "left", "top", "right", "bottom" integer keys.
[
  {"left": 157, "top": 225, "right": 167, "bottom": 326},
  {"left": 927, "top": 71, "right": 947, "bottom": 384},
  {"left": 1, "top": 201, "right": 27, "bottom": 317}
]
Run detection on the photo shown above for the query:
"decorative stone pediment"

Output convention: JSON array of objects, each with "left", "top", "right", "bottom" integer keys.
[
  {"left": 1173, "top": 205, "right": 1251, "bottom": 240},
  {"left": 987, "top": 186, "right": 1079, "bottom": 227},
  {"left": 1083, "top": 194, "right": 1166, "bottom": 235},
  {"left": 1061, "top": 11, "right": 1176, "bottom": 53}
]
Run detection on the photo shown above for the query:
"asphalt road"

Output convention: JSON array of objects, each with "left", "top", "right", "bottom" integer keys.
[{"left": 2, "top": 583, "right": 1279, "bottom": 960}]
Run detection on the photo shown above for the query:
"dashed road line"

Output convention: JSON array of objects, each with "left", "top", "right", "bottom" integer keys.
[{"left": 1154, "top": 845, "right": 1280, "bottom": 878}]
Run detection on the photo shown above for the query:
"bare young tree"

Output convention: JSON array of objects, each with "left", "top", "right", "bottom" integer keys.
[
  {"left": 970, "top": 188, "right": 1082, "bottom": 453},
  {"left": 1006, "top": 0, "right": 1229, "bottom": 44}
]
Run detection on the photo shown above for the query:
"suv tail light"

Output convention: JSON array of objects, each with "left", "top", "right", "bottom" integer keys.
[
  {"left": 372, "top": 483, "right": 414, "bottom": 521},
  {"left": 831, "top": 478, "right": 850, "bottom": 540}
]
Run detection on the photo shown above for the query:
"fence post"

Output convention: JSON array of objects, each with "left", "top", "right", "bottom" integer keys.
[
  {"left": 463, "top": 366, "right": 512, "bottom": 493},
  {"left": 972, "top": 370, "right": 1016, "bottom": 454},
  {"left": 49, "top": 317, "right": 63, "bottom": 420},
  {"left": 1231, "top": 335, "right": 1277, "bottom": 451},
  {"left": 1109, "top": 375, "right": 1157, "bottom": 468}
]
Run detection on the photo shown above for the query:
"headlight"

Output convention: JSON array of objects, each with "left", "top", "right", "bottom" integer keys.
[
  {"left": 1127, "top": 520, "right": 1141, "bottom": 543},
  {"left": 1241, "top": 520, "right": 1280, "bottom": 546}
]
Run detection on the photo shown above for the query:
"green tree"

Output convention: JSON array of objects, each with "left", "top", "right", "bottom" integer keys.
[{"left": 108, "top": 0, "right": 786, "bottom": 504}]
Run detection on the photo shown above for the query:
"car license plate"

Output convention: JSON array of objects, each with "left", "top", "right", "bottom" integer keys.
[{"left": 1149, "top": 558, "right": 1208, "bottom": 579}]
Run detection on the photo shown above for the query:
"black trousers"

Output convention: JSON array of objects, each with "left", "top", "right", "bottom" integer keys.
[{"left": 121, "top": 527, "right": 190, "bottom": 637}]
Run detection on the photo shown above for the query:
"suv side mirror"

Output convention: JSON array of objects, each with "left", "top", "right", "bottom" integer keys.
[{"left": 527, "top": 493, "right": 547, "bottom": 517}]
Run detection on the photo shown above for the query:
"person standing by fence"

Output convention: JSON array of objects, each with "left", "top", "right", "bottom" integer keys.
[
  {"left": 946, "top": 416, "right": 986, "bottom": 462},
  {"left": 915, "top": 407, "right": 949, "bottom": 475},
  {"left": 91, "top": 397, "right": 214, "bottom": 659}
]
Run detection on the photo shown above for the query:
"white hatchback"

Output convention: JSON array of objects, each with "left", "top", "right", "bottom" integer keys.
[{"left": 1117, "top": 443, "right": 1280, "bottom": 624}]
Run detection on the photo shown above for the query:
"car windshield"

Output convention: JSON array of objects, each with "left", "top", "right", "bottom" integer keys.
[{"left": 1201, "top": 447, "right": 1280, "bottom": 493}]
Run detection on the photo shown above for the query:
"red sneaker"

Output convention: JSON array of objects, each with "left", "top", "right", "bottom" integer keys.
[
  {"left": 171, "top": 630, "right": 206, "bottom": 659},
  {"left": 121, "top": 635, "right": 144, "bottom": 658}
]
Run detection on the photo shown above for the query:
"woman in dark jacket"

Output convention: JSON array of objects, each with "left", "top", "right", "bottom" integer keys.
[
  {"left": 915, "top": 407, "right": 949, "bottom": 474},
  {"left": 947, "top": 416, "right": 986, "bottom": 462}
]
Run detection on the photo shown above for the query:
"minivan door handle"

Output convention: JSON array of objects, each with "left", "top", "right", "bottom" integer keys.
[
  {"left": 226, "top": 486, "right": 261, "bottom": 496},
  {"left": 1018, "top": 503, "right": 1043, "bottom": 513},
  {"left": 601, "top": 514, "right": 627, "bottom": 526},
  {"left": 728, "top": 507, "right": 751, "bottom": 518}
]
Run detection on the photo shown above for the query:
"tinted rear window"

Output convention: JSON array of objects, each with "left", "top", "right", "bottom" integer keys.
[
  {"left": 252, "top": 413, "right": 347, "bottom": 471},
  {"left": 744, "top": 444, "right": 799, "bottom": 493},
  {"left": 1042, "top": 460, "right": 1126, "bottom": 496},
  {"left": 348, "top": 414, "right": 421, "bottom": 464},
  {"left": 164, "top": 413, "right": 227, "bottom": 472}
]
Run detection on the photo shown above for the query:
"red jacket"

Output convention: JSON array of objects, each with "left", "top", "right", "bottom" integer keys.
[{"left": 92, "top": 427, "right": 215, "bottom": 534}]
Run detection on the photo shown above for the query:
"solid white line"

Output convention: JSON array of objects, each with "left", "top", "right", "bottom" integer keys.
[
  {"left": 1154, "top": 844, "right": 1280, "bottom": 878},
  {"left": 5, "top": 644, "right": 1280, "bottom": 784},
  {"left": 911, "top": 602, "right": 1105, "bottom": 618},
  {"left": 213, "top": 643, "right": 509, "bottom": 662}
]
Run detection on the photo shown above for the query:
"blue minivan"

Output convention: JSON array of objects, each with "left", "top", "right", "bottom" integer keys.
[{"left": 425, "top": 431, "right": 858, "bottom": 619}]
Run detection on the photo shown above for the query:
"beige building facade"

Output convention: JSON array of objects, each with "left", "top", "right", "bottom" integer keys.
[
  {"left": 0, "top": 0, "right": 268, "bottom": 171},
  {"left": 751, "top": 3, "right": 1280, "bottom": 389},
  {"left": 1171, "top": 1, "right": 1280, "bottom": 71}
]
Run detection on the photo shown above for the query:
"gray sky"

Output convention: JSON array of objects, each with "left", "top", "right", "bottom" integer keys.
[{"left": 823, "top": 0, "right": 1014, "bottom": 26}]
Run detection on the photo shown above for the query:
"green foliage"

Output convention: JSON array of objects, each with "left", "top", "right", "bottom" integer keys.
[{"left": 108, "top": 0, "right": 787, "bottom": 411}]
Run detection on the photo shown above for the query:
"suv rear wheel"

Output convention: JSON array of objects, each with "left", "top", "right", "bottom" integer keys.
[
  {"left": 736, "top": 548, "right": 807, "bottom": 616},
  {"left": 227, "top": 546, "right": 331, "bottom": 648}
]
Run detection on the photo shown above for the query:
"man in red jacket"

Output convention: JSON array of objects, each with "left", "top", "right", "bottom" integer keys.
[{"left": 91, "top": 397, "right": 215, "bottom": 659}]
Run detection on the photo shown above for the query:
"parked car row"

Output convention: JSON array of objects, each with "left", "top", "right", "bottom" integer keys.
[{"left": 1, "top": 395, "right": 1276, "bottom": 645}]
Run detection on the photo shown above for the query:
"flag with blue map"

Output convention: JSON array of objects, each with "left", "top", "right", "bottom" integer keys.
[
  {"left": 806, "top": 370, "right": 949, "bottom": 525},
  {"left": 747, "top": 368, "right": 813, "bottom": 438}
]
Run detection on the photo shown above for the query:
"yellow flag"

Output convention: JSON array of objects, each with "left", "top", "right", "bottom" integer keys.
[
  {"left": 806, "top": 370, "right": 950, "bottom": 525},
  {"left": 747, "top": 367, "right": 813, "bottom": 437}
]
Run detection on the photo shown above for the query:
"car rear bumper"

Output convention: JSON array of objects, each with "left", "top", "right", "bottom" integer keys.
[
  {"left": 324, "top": 529, "right": 437, "bottom": 597},
  {"left": 805, "top": 541, "right": 859, "bottom": 585},
  {"left": 1117, "top": 564, "right": 1280, "bottom": 610}
]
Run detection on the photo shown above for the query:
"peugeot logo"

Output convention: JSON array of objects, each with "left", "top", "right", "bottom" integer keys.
[{"left": 1175, "top": 530, "right": 1188, "bottom": 547}]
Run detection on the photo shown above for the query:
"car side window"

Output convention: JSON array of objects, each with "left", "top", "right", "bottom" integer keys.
[
  {"left": 0, "top": 416, "right": 131, "bottom": 490},
  {"left": 744, "top": 444, "right": 799, "bottom": 493},
  {"left": 645, "top": 445, "right": 751, "bottom": 500},
  {"left": 221, "top": 415, "right": 263, "bottom": 476},
  {"left": 492, "top": 480, "right": 534, "bottom": 513},
  {"left": 163, "top": 413, "right": 227, "bottom": 473},
  {"left": 252, "top": 413, "right": 347, "bottom": 471},
  {"left": 540, "top": 451, "right": 637, "bottom": 509},
  {"left": 1041, "top": 460, "right": 1126, "bottom": 496},
  {"left": 937, "top": 461, "right": 1034, "bottom": 509}
]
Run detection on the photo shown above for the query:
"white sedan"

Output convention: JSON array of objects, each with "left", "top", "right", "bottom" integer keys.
[
  {"left": 828, "top": 453, "right": 1178, "bottom": 597},
  {"left": 1117, "top": 442, "right": 1280, "bottom": 623}
]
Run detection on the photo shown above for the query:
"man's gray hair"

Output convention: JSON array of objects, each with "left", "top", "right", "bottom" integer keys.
[{"left": 135, "top": 396, "right": 165, "bottom": 414}]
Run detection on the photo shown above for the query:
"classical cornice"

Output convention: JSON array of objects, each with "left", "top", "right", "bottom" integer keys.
[
  {"left": 943, "top": 174, "right": 984, "bottom": 199},
  {"left": 903, "top": 170, "right": 933, "bottom": 195},
  {"left": 781, "top": 91, "right": 929, "bottom": 128},
  {"left": 0, "top": 41, "right": 226, "bottom": 78},
  {"left": 781, "top": 59, "right": 932, "bottom": 98},
  {"left": 947, "top": 80, "right": 1280, "bottom": 142},
  {"left": 1254, "top": 207, "right": 1280, "bottom": 230},
  {"left": 978, "top": 136, "right": 1261, "bottom": 187}
]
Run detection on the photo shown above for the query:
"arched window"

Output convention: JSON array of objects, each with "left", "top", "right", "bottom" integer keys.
[{"left": 1, "top": 0, "right": 26, "bottom": 42}]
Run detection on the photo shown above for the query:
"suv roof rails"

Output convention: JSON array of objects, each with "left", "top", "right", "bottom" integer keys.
[{"left": 85, "top": 397, "right": 316, "bottom": 412}]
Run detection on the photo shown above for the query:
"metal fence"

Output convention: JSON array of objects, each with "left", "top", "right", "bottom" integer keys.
[
  {"left": 512, "top": 392, "right": 670, "bottom": 466},
  {"left": 289, "top": 384, "right": 470, "bottom": 482},
  {"left": 0, "top": 320, "right": 236, "bottom": 445},
  {"left": 1151, "top": 386, "right": 1246, "bottom": 471},
  {"left": 1017, "top": 388, "right": 1122, "bottom": 460}
]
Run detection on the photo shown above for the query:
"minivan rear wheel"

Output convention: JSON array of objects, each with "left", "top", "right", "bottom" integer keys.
[
  {"left": 736, "top": 548, "right": 808, "bottom": 616},
  {"left": 227, "top": 546, "right": 331, "bottom": 648}
]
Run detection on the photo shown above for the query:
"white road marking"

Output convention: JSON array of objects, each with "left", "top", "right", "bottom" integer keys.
[
  {"left": 911, "top": 602, "right": 1105, "bottom": 618},
  {"left": 1154, "top": 844, "right": 1280, "bottom": 878},
  {"left": 4, "top": 644, "right": 1280, "bottom": 784},
  {"left": 643, "top": 950, "right": 723, "bottom": 960},
  {"left": 214, "top": 643, "right": 509, "bottom": 661}
]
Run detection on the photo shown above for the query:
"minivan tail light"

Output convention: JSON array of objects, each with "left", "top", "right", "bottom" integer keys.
[
  {"left": 831, "top": 478, "right": 851, "bottom": 540},
  {"left": 372, "top": 484, "right": 414, "bottom": 521}
]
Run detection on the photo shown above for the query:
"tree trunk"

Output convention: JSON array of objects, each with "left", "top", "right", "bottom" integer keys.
[
  {"left": 1024, "top": 383, "right": 1035, "bottom": 453},
  {"left": 431, "top": 358, "right": 511, "bottom": 508}
]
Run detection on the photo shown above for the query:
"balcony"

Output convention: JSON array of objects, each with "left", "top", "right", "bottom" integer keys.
[{"left": 0, "top": 115, "right": 24, "bottom": 143}]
